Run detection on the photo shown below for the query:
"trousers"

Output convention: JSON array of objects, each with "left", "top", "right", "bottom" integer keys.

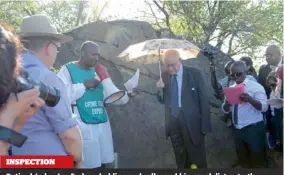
[
  {"left": 168, "top": 111, "right": 207, "bottom": 168},
  {"left": 233, "top": 121, "right": 267, "bottom": 168}
]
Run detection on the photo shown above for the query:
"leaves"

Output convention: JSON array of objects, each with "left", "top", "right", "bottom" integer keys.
[
  {"left": 0, "top": 0, "right": 40, "bottom": 31},
  {"left": 0, "top": 0, "right": 110, "bottom": 32},
  {"left": 145, "top": 0, "right": 282, "bottom": 60}
]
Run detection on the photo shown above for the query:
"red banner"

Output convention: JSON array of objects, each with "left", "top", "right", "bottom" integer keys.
[{"left": 0, "top": 156, "right": 74, "bottom": 168}]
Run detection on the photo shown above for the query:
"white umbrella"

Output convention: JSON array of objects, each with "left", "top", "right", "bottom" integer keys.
[{"left": 117, "top": 38, "right": 200, "bottom": 78}]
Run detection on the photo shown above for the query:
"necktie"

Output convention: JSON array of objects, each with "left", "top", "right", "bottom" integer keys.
[
  {"left": 233, "top": 104, "right": 238, "bottom": 125},
  {"left": 171, "top": 74, "right": 179, "bottom": 117}
]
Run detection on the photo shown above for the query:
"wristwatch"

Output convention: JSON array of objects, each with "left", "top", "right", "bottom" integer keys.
[{"left": 0, "top": 126, "right": 27, "bottom": 147}]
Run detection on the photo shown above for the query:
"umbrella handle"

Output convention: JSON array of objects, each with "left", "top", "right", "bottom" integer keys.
[
  {"left": 158, "top": 47, "right": 162, "bottom": 79},
  {"left": 159, "top": 61, "right": 162, "bottom": 79}
]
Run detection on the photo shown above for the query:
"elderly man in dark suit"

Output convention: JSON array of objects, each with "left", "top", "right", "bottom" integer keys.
[
  {"left": 258, "top": 45, "right": 283, "bottom": 149},
  {"left": 156, "top": 49, "right": 212, "bottom": 168}
]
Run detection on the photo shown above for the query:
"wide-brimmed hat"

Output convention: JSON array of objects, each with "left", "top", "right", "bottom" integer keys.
[{"left": 19, "top": 14, "right": 73, "bottom": 43}]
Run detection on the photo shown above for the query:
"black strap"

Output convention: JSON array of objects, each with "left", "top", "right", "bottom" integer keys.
[
  {"left": 24, "top": 64, "right": 38, "bottom": 69},
  {"left": 0, "top": 126, "right": 27, "bottom": 147}
]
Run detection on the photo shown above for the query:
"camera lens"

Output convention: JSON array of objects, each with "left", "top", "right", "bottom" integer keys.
[
  {"left": 38, "top": 82, "right": 61, "bottom": 107},
  {"left": 16, "top": 69, "right": 61, "bottom": 107}
]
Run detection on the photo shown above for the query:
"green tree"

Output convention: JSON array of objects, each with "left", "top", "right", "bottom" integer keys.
[
  {"left": 143, "top": 0, "right": 283, "bottom": 58},
  {"left": 0, "top": 0, "right": 110, "bottom": 32},
  {"left": 0, "top": 0, "right": 40, "bottom": 31}
]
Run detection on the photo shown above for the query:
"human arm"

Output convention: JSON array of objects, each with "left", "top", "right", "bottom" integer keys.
[
  {"left": 57, "top": 66, "right": 86, "bottom": 103},
  {"left": 239, "top": 86, "right": 268, "bottom": 112},
  {"left": 156, "top": 78, "right": 165, "bottom": 104},
  {"left": 0, "top": 89, "right": 44, "bottom": 155},
  {"left": 210, "top": 65, "right": 224, "bottom": 100},
  {"left": 275, "top": 65, "right": 283, "bottom": 98},
  {"left": 43, "top": 73, "right": 82, "bottom": 166},
  {"left": 58, "top": 66, "right": 100, "bottom": 103},
  {"left": 258, "top": 65, "right": 267, "bottom": 87},
  {"left": 222, "top": 98, "right": 232, "bottom": 114},
  {"left": 195, "top": 69, "right": 212, "bottom": 134}
]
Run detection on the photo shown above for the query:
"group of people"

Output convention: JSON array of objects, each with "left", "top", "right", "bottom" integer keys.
[
  {"left": 0, "top": 14, "right": 134, "bottom": 169},
  {"left": 0, "top": 13, "right": 282, "bottom": 169},
  {"left": 211, "top": 45, "right": 283, "bottom": 168}
]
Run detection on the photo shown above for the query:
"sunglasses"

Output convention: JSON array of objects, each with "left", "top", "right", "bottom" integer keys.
[
  {"left": 90, "top": 53, "right": 100, "bottom": 57},
  {"left": 229, "top": 72, "right": 243, "bottom": 78}
]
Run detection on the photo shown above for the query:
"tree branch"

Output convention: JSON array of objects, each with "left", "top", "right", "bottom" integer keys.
[
  {"left": 227, "top": 32, "right": 236, "bottom": 54},
  {"left": 145, "top": 0, "right": 163, "bottom": 29},
  {"left": 153, "top": 0, "right": 171, "bottom": 31},
  {"left": 75, "top": 0, "right": 85, "bottom": 26}
]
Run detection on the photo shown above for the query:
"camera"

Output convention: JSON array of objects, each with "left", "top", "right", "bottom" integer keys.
[
  {"left": 201, "top": 48, "right": 216, "bottom": 63},
  {"left": 15, "top": 69, "right": 61, "bottom": 107}
]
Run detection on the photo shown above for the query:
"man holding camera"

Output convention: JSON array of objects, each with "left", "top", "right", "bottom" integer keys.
[
  {"left": 11, "top": 15, "right": 83, "bottom": 168},
  {"left": 0, "top": 25, "right": 45, "bottom": 156}
]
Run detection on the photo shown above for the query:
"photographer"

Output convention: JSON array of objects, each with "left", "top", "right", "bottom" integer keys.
[
  {"left": 0, "top": 25, "right": 45, "bottom": 155},
  {"left": 11, "top": 15, "right": 83, "bottom": 168}
]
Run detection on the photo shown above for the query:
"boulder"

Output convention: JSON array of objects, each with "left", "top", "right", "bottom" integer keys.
[{"left": 55, "top": 20, "right": 236, "bottom": 168}]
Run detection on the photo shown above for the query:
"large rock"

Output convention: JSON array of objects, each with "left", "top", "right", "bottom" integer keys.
[{"left": 55, "top": 20, "right": 236, "bottom": 168}]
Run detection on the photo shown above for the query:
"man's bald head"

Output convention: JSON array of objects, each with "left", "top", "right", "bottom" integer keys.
[
  {"left": 163, "top": 49, "right": 180, "bottom": 62},
  {"left": 231, "top": 61, "right": 247, "bottom": 72},
  {"left": 230, "top": 61, "right": 247, "bottom": 84},
  {"left": 80, "top": 41, "right": 99, "bottom": 55},
  {"left": 79, "top": 41, "right": 100, "bottom": 68},
  {"left": 265, "top": 45, "right": 282, "bottom": 65},
  {"left": 162, "top": 49, "right": 182, "bottom": 75}
]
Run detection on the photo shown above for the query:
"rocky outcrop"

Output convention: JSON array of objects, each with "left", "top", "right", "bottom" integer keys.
[{"left": 55, "top": 20, "right": 236, "bottom": 168}]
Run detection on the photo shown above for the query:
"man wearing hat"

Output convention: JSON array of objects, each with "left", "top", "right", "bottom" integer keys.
[{"left": 10, "top": 14, "right": 83, "bottom": 168}]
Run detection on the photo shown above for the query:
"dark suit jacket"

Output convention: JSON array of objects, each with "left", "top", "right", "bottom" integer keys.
[
  {"left": 157, "top": 65, "right": 212, "bottom": 145},
  {"left": 258, "top": 64, "right": 273, "bottom": 97},
  {"left": 259, "top": 60, "right": 284, "bottom": 97}
]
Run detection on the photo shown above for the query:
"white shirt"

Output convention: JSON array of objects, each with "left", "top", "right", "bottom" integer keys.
[
  {"left": 270, "top": 90, "right": 277, "bottom": 116},
  {"left": 57, "top": 65, "right": 86, "bottom": 104},
  {"left": 57, "top": 65, "right": 115, "bottom": 168},
  {"left": 270, "top": 58, "right": 283, "bottom": 71},
  {"left": 173, "top": 65, "right": 183, "bottom": 107},
  {"left": 222, "top": 78, "right": 268, "bottom": 129}
]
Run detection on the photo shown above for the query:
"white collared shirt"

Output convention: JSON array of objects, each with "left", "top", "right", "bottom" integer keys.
[
  {"left": 222, "top": 78, "right": 268, "bottom": 129},
  {"left": 172, "top": 65, "right": 183, "bottom": 107},
  {"left": 270, "top": 58, "right": 283, "bottom": 71}
]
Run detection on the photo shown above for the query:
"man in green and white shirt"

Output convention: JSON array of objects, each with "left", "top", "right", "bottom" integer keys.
[{"left": 58, "top": 41, "right": 130, "bottom": 168}]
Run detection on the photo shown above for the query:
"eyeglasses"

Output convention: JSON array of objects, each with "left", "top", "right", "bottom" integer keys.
[
  {"left": 49, "top": 41, "right": 60, "bottom": 52},
  {"left": 229, "top": 72, "right": 243, "bottom": 78},
  {"left": 165, "top": 61, "right": 179, "bottom": 68}
]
